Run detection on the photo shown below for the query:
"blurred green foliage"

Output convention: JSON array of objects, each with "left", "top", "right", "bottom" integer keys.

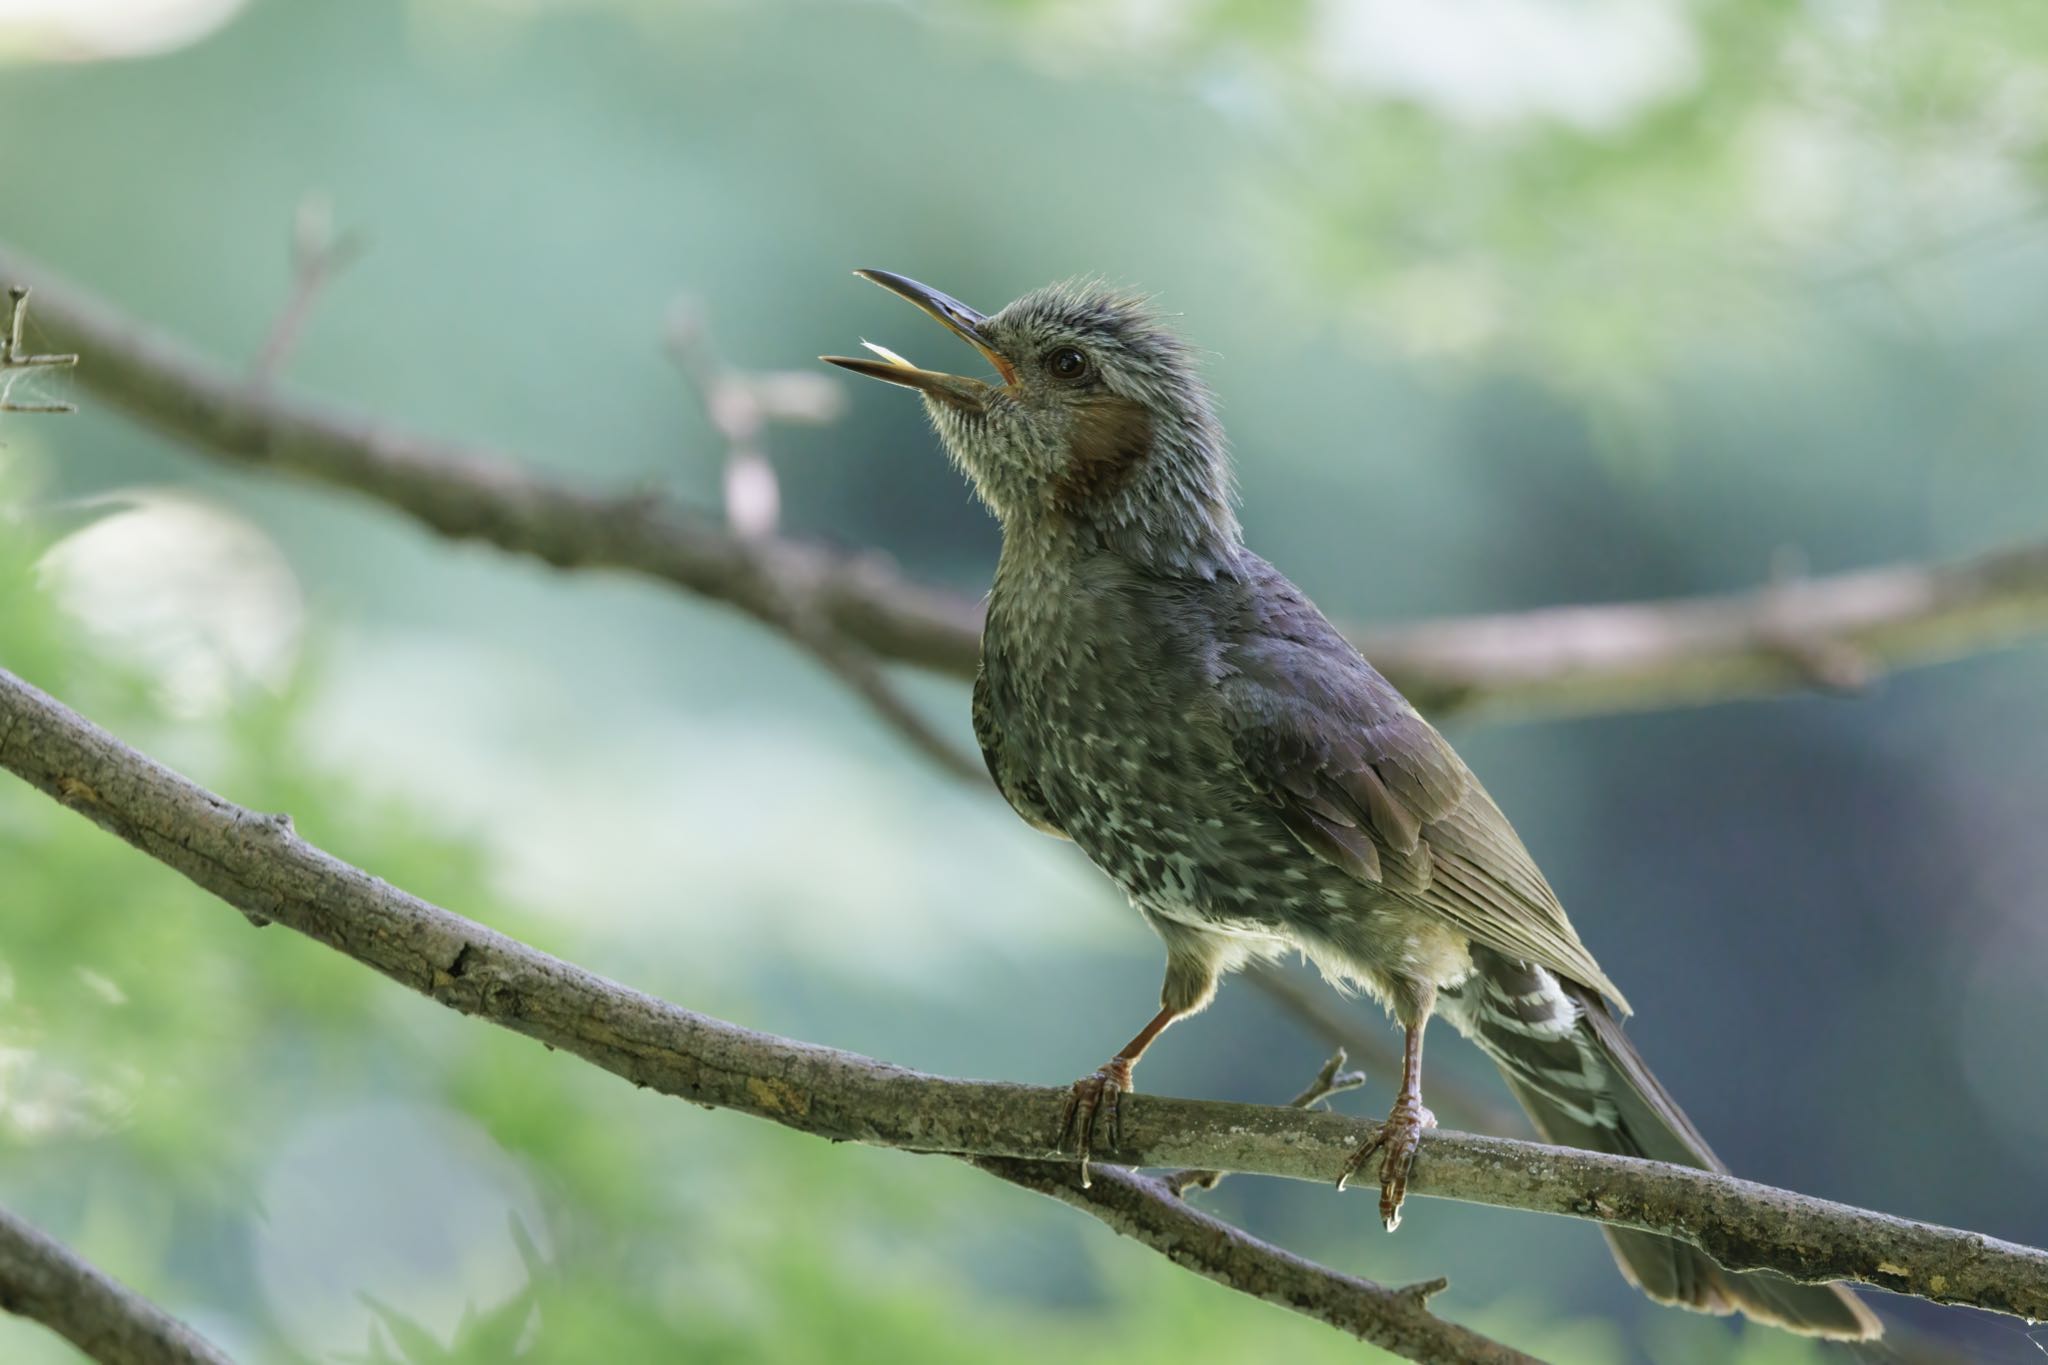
[{"left": 4, "top": 1, "right": 2048, "bottom": 1361}]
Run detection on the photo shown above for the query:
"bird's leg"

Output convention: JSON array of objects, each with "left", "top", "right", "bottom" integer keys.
[
  {"left": 1336, "top": 1017, "right": 1437, "bottom": 1231},
  {"left": 1055, "top": 1005, "right": 1180, "bottom": 1188}
]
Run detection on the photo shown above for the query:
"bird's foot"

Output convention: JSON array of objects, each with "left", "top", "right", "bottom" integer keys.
[
  {"left": 1336, "top": 1097, "right": 1436, "bottom": 1231},
  {"left": 1055, "top": 1057, "right": 1134, "bottom": 1189}
]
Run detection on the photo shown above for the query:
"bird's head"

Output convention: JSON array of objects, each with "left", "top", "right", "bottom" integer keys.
[{"left": 825, "top": 271, "right": 1241, "bottom": 573}]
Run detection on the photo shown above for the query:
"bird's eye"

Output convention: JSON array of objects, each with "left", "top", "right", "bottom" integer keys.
[{"left": 1046, "top": 346, "right": 1089, "bottom": 381}]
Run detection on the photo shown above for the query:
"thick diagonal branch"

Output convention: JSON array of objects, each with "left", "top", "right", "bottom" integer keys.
[
  {"left": 0, "top": 1204, "right": 231, "bottom": 1365},
  {"left": 3, "top": 664, "right": 2043, "bottom": 1327},
  {"left": 5, "top": 245, "right": 2047, "bottom": 721},
  {"left": 0, "top": 672, "right": 1514, "bottom": 1363}
]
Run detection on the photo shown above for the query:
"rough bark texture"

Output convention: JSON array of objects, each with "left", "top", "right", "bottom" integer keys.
[
  {"left": 4, "top": 663, "right": 2044, "bottom": 1329},
  {"left": 4, "top": 244, "right": 2046, "bottom": 722},
  {"left": 0, "top": 1206, "right": 232, "bottom": 1365}
]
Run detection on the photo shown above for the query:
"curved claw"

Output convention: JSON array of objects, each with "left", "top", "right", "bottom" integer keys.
[
  {"left": 1336, "top": 1101, "right": 1436, "bottom": 1231},
  {"left": 1055, "top": 1058, "right": 1135, "bottom": 1189}
]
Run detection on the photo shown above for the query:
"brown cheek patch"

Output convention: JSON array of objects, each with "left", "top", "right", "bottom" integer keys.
[{"left": 1052, "top": 395, "right": 1153, "bottom": 513}]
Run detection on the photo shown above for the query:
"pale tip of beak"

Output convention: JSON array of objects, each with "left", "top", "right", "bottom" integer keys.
[{"left": 860, "top": 339, "right": 915, "bottom": 369}]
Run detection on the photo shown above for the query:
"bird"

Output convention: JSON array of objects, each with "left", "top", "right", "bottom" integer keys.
[{"left": 823, "top": 269, "right": 1882, "bottom": 1340}]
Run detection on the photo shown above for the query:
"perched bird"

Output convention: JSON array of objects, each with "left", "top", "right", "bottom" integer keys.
[{"left": 824, "top": 270, "right": 1881, "bottom": 1340}]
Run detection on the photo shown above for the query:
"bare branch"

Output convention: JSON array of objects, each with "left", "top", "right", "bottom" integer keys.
[
  {"left": 1351, "top": 544, "right": 2048, "bottom": 719},
  {"left": 0, "top": 670, "right": 1513, "bottom": 1362},
  {"left": 7, "top": 245, "right": 2048, "bottom": 722},
  {"left": 0, "top": 1204, "right": 232, "bottom": 1365},
  {"left": 4, "top": 665, "right": 2044, "bottom": 1332},
  {"left": 0, "top": 246, "right": 981, "bottom": 677}
]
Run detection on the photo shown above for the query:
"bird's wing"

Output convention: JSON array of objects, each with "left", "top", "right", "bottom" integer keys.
[
  {"left": 974, "top": 665, "right": 1070, "bottom": 840},
  {"left": 1213, "top": 557, "right": 1628, "bottom": 1011}
]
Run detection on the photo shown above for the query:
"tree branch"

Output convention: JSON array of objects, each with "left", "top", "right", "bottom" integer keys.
[
  {"left": 0, "top": 1204, "right": 232, "bottom": 1365},
  {"left": 4, "top": 664, "right": 2043, "bottom": 1331},
  {"left": 971, "top": 1158, "right": 1533, "bottom": 1363},
  {"left": 6, "top": 244, "right": 2047, "bottom": 722},
  {"left": 1347, "top": 546, "right": 2048, "bottom": 718},
  {"left": 0, "top": 672, "right": 1520, "bottom": 1364},
  {"left": 0, "top": 245, "right": 982, "bottom": 676}
]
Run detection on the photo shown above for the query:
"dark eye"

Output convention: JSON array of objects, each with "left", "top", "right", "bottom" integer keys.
[{"left": 1046, "top": 346, "right": 1089, "bottom": 381}]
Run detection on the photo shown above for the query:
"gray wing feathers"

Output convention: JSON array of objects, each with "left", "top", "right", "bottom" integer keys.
[
  {"left": 1429, "top": 791, "right": 1630, "bottom": 1012},
  {"left": 1215, "top": 557, "right": 1628, "bottom": 1011}
]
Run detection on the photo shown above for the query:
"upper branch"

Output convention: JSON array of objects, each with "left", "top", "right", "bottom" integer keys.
[
  {"left": 0, "top": 245, "right": 981, "bottom": 676},
  {"left": 0, "top": 1204, "right": 232, "bottom": 1365},
  {"left": 1351, "top": 546, "right": 2048, "bottom": 718},
  {"left": 3, "top": 663, "right": 2043, "bottom": 1325},
  {"left": 4, "top": 244, "right": 2046, "bottom": 722}
]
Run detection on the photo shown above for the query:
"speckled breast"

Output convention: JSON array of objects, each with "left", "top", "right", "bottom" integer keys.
[{"left": 982, "top": 552, "right": 1345, "bottom": 943}]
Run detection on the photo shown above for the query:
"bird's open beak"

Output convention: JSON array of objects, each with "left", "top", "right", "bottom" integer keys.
[{"left": 821, "top": 269, "right": 1015, "bottom": 409}]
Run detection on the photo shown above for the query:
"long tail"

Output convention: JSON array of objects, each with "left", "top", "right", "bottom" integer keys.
[{"left": 1455, "top": 951, "right": 1882, "bottom": 1340}]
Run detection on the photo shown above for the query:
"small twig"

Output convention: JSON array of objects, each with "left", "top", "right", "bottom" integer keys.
[
  {"left": 665, "top": 298, "right": 780, "bottom": 536},
  {"left": 1246, "top": 965, "right": 1526, "bottom": 1138},
  {"left": 666, "top": 296, "right": 842, "bottom": 538},
  {"left": 1, "top": 286, "right": 79, "bottom": 412},
  {"left": 975, "top": 1157, "right": 1537, "bottom": 1363},
  {"left": 0, "top": 1204, "right": 232, "bottom": 1365},
  {"left": 1166, "top": 1049, "right": 1367, "bottom": 1196},
  {"left": 666, "top": 295, "right": 978, "bottom": 778},
  {"left": 758, "top": 564, "right": 987, "bottom": 783},
  {"left": 250, "top": 194, "right": 367, "bottom": 384}
]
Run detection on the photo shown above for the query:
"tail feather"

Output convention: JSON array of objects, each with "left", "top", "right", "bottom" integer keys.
[{"left": 1458, "top": 954, "right": 1882, "bottom": 1341}]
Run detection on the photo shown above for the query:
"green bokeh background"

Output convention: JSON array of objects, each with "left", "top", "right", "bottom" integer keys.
[{"left": 3, "top": 2, "right": 2047, "bottom": 1361}]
